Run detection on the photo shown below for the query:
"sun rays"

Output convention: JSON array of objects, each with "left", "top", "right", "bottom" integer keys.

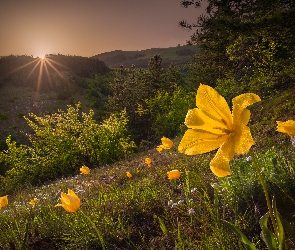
[{"left": 2, "top": 55, "right": 73, "bottom": 101}]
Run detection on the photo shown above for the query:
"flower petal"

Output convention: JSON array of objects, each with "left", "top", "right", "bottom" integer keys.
[
  {"left": 234, "top": 124, "right": 255, "bottom": 154},
  {"left": 210, "top": 137, "right": 235, "bottom": 177},
  {"left": 161, "top": 137, "right": 174, "bottom": 149},
  {"left": 232, "top": 93, "right": 261, "bottom": 125},
  {"left": 277, "top": 120, "right": 295, "bottom": 136},
  {"left": 185, "top": 108, "right": 229, "bottom": 134},
  {"left": 68, "top": 189, "right": 79, "bottom": 199},
  {"left": 196, "top": 84, "right": 233, "bottom": 129},
  {"left": 178, "top": 129, "right": 228, "bottom": 155}
]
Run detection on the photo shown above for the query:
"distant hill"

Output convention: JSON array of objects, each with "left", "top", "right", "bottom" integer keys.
[
  {"left": 0, "top": 55, "right": 109, "bottom": 86},
  {"left": 0, "top": 54, "right": 110, "bottom": 145},
  {"left": 92, "top": 45, "right": 199, "bottom": 68}
]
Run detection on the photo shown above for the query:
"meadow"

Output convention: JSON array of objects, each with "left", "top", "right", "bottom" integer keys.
[{"left": 0, "top": 83, "right": 294, "bottom": 250}]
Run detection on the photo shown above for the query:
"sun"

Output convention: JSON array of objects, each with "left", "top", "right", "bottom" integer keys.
[{"left": 38, "top": 54, "right": 45, "bottom": 60}]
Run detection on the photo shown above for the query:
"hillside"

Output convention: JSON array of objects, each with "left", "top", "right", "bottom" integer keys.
[
  {"left": 92, "top": 45, "right": 199, "bottom": 68},
  {"left": 0, "top": 54, "right": 110, "bottom": 146}
]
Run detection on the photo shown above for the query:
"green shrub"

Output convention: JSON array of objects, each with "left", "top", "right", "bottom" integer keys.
[
  {"left": 146, "top": 86, "right": 195, "bottom": 139},
  {"left": 0, "top": 103, "right": 136, "bottom": 193}
]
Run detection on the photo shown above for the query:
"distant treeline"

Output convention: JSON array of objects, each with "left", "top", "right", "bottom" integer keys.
[
  {"left": 0, "top": 54, "right": 109, "bottom": 92},
  {"left": 92, "top": 45, "right": 200, "bottom": 68}
]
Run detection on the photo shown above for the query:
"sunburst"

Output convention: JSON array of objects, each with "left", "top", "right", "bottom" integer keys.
[{"left": 1, "top": 54, "right": 73, "bottom": 101}]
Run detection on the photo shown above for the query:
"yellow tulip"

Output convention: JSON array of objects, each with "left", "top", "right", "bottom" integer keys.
[
  {"left": 145, "top": 158, "right": 152, "bottom": 167},
  {"left": 178, "top": 84, "right": 260, "bottom": 177},
  {"left": 80, "top": 165, "right": 90, "bottom": 174},
  {"left": 0, "top": 195, "right": 8, "bottom": 208},
  {"left": 167, "top": 170, "right": 181, "bottom": 180},
  {"left": 55, "top": 189, "right": 80, "bottom": 212},
  {"left": 156, "top": 137, "right": 174, "bottom": 153},
  {"left": 126, "top": 171, "right": 132, "bottom": 178},
  {"left": 160, "top": 137, "right": 174, "bottom": 149},
  {"left": 29, "top": 198, "right": 38, "bottom": 207},
  {"left": 276, "top": 120, "right": 295, "bottom": 137},
  {"left": 156, "top": 146, "right": 163, "bottom": 153}
]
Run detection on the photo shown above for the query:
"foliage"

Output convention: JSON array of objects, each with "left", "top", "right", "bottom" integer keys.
[
  {"left": 0, "top": 103, "right": 136, "bottom": 193},
  {"left": 86, "top": 71, "right": 115, "bottom": 119},
  {"left": 1, "top": 142, "right": 294, "bottom": 249},
  {"left": 180, "top": 0, "right": 295, "bottom": 93},
  {"left": 92, "top": 45, "right": 199, "bottom": 68},
  {"left": 145, "top": 86, "right": 195, "bottom": 138},
  {"left": 106, "top": 55, "right": 189, "bottom": 145}
]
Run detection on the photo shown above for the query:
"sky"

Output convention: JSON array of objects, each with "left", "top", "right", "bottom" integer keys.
[{"left": 0, "top": 0, "right": 205, "bottom": 58}]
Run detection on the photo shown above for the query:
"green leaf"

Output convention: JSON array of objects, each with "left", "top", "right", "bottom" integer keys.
[
  {"left": 272, "top": 198, "right": 286, "bottom": 250},
  {"left": 153, "top": 215, "right": 169, "bottom": 236},
  {"left": 222, "top": 220, "right": 257, "bottom": 250},
  {"left": 259, "top": 212, "right": 277, "bottom": 250}
]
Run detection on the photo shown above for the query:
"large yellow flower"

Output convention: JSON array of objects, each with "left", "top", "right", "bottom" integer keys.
[
  {"left": 0, "top": 195, "right": 8, "bottom": 208},
  {"left": 55, "top": 189, "right": 80, "bottom": 212},
  {"left": 178, "top": 84, "right": 260, "bottom": 177},
  {"left": 276, "top": 120, "right": 295, "bottom": 136}
]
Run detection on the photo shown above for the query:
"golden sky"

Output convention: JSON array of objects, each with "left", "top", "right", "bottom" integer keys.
[{"left": 0, "top": 0, "right": 204, "bottom": 58}]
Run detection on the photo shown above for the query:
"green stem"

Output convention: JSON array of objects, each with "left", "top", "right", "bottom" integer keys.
[
  {"left": 249, "top": 150, "right": 278, "bottom": 239},
  {"left": 79, "top": 210, "right": 106, "bottom": 250}
]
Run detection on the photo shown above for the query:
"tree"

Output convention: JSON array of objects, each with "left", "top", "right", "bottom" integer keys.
[{"left": 180, "top": 0, "right": 295, "bottom": 93}]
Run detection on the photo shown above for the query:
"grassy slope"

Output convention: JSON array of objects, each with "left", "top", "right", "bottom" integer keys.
[
  {"left": 0, "top": 82, "right": 90, "bottom": 145},
  {"left": 1, "top": 84, "right": 295, "bottom": 248},
  {"left": 250, "top": 85, "right": 295, "bottom": 149}
]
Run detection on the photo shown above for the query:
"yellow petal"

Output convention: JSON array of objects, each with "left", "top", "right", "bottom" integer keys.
[
  {"left": 196, "top": 84, "right": 233, "bottom": 129},
  {"left": 60, "top": 192, "right": 71, "bottom": 205},
  {"left": 156, "top": 146, "right": 163, "bottom": 153},
  {"left": 178, "top": 129, "right": 228, "bottom": 155},
  {"left": 232, "top": 93, "right": 261, "bottom": 126},
  {"left": 145, "top": 158, "right": 152, "bottom": 165},
  {"left": 0, "top": 195, "right": 8, "bottom": 208},
  {"left": 56, "top": 190, "right": 80, "bottom": 212},
  {"left": 80, "top": 165, "right": 90, "bottom": 174},
  {"left": 62, "top": 204, "right": 78, "bottom": 213},
  {"left": 277, "top": 120, "right": 295, "bottom": 136},
  {"left": 210, "top": 137, "right": 235, "bottom": 177},
  {"left": 161, "top": 137, "right": 174, "bottom": 149},
  {"left": 233, "top": 124, "right": 255, "bottom": 154},
  {"left": 185, "top": 108, "right": 229, "bottom": 134},
  {"left": 167, "top": 170, "right": 181, "bottom": 180},
  {"left": 68, "top": 189, "right": 79, "bottom": 200}
]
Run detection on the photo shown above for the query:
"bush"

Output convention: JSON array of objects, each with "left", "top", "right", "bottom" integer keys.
[
  {"left": 0, "top": 103, "right": 136, "bottom": 193},
  {"left": 146, "top": 86, "right": 195, "bottom": 139}
]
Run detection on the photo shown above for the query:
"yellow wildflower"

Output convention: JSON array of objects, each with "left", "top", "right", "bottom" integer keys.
[
  {"left": 0, "top": 195, "right": 8, "bottom": 208},
  {"left": 55, "top": 189, "right": 80, "bottom": 212},
  {"left": 126, "top": 171, "right": 132, "bottom": 178},
  {"left": 145, "top": 158, "right": 152, "bottom": 167},
  {"left": 178, "top": 84, "right": 260, "bottom": 177},
  {"left": 160, "top": 137, "right": 174, "bottom": 149},
  {"left": 276, "top": 120, "right": 295, "bottom": 137},
  {"left": 156, "top": 146, "right": 163, "bottom": 153},
  {"left": 29, "top": 198, "right": 38, "bottom": 207},
  {"left": 80, "top": 165, "right": 90, "bottom": 174},
  {"left": 167, "top": 170, "right": 181, "bottom": 180},
  {"left": 156, "top": 137, "right": 174, "bottom": 153}
]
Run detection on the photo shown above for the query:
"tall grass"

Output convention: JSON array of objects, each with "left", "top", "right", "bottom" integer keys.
[{"left": 0, "top": 142, "right": 294, "bottom": 249}]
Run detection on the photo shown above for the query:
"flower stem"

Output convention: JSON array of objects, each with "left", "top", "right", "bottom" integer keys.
[
  {"left": 79, "top": 210, "right": 106, "bottom": 250},
  {"left": 249, "top": 150, "right": 278, "bottom": 239}
]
